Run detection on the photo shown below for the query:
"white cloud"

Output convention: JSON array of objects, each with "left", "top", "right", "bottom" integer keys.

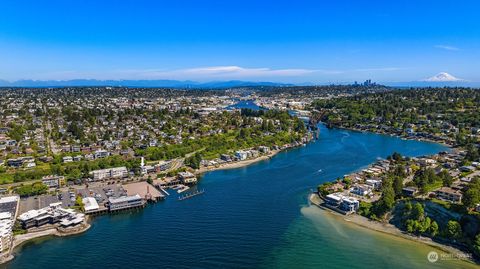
[
  {"left": 130, "top": 65, "right": 399, "bottom": 79},
  {"left": 434, "top": 45, "right": 460, "bottom": 51},
  {"left": 112, "top": 66, "right": 319, "bottom": 80},
  {"left": 24, "top": 65, "right": 404, "bottom": 81},
  {"left": 182, "top": 66, "right": 316, "bottom": 77},
  {"left": 353, "top": 67, "right": 403, "bottom": 72}
]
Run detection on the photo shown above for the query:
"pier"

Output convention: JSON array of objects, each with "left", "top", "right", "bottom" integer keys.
[
  {"left": 178, "top": 189, "right": 205, "bottom": 201},
  {"left": 123, "top": 181, "right": 165, "bottom": 202}
]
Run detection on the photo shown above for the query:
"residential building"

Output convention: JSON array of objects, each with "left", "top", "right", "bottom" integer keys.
[
  {"left": 436, "top": 187, "right": 463, "bottom": 203},
  {"left": 235, "top": 150, "right": 248, "bottom": 161},
  {"left": 90, "top": 167, "right": 128, "bottom": 181},
  {"left": 94, "top": 150, "right": 109, "bottom": 159},
  {"left": 325, "top": 193, "right": 342, "bottom": 206},
  {"left": 402, "top": 187, "right": 418, "bottom": 197},
  {"left": 350, "top": 184, "right": 372, "bottom": 196},
  {"left": 340, "top": 197, "right": 360, "bottom": 213},
  {"left": 178, "top": 171, "right": 198, "bottom": 184},
  {"left": 42, "top": 175, "right": 66, "bottom": 188}
]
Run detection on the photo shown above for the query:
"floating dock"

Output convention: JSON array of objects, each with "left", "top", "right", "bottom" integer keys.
[{"left": 178, "top": 189, "right": 205, "bottom": 201}]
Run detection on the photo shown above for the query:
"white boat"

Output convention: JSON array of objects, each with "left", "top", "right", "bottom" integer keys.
[{"left": 177, "top": 185, "right": 190, "bottom": 193}]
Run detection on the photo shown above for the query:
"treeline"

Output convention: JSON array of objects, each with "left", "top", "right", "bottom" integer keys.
[
  {"left": 15, "top": 182, "right": 48, "bottom": 197},
  {"left": 50, "top": 155, "right": 140, "bottom": 179},
  {"left": 312, "top": 88, "right": 480, "bottom": 144},
  {"left": 139, "top": 109, "right": 306, "bottom": 162},
  {"left": 0, "top": 155, "right": 141, "bottom": 184}
]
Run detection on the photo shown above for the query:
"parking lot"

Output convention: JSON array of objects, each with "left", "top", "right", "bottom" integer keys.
[
  {"left": 0, "top": 196, "right": 18, "bottom": 216},
  {"left": 18, "top": 181, "right": 135, "bottom": 214},
  {"left": 76, "top": 184, "right": 126, "bottom": 209}
]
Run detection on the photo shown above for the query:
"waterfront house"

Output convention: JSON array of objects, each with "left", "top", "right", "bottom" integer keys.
[
  {"left": 220, "top": 154, "right": 232, "bottom": 162},
  {"left": 325, "top": 193, "right": 342, "bottom": 206},
  {"left": 340, "top": 197, "right": 360, "bottom": 213},
  {"left": 258, "top": 146, "right": 270, "bottom": 153},
  {"left": 350, "top": 184, "right": 372, "bottom": 196},
  {"left": 0, "top": 196, "right": 18, "bottom": 253},
  {"left": 365, "top": 179, "right": 382, "bottom": 190},
  {"left": 0, "top": 218, "right": 13, "bottom": 253},
  {"left": 325, "top": 193, "right": 359, "bottom": 214},
  {"left": 178, "top": 171, "right": 198, "bottom": 184},
  {"left": 235, "top": 150, "right": 248, "bottom": 161}
]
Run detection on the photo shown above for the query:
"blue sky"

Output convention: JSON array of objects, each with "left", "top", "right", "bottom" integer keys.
[{"left": 0, "top": 0, "right": 479, "bottom": 83}]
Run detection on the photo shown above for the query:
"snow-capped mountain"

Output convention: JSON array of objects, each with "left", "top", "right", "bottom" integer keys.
[{"left": 424, "top": 72, "right": 462, "bottom": 82}]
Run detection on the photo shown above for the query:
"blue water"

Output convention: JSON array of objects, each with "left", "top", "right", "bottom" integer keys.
[
  {"left": 226, "top": 100, "right": 264, "bottom": 110},
  {"left": 6, "top": 125, "right": 472, "bottom": 269}
]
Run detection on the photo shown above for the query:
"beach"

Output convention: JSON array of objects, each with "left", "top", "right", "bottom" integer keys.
[
  {"left": 308, "top": 193, "right": 475, "bottom": 263},
  {"left": 195, "top": 149, "right": 281, "bottom": 174},
  {"left": 6, "top": 219, "right": 91, "bottom": 263}
]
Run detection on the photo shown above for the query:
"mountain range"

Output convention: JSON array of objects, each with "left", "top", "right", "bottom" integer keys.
[
  {"left": 0, "top": 79, "right": 294, "bottom": 88},
  {"left": 0, "top": 76, "right": 478, "bottom": 88}
]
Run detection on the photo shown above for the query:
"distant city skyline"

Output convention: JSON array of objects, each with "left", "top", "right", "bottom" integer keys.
[{"left": 1, "top": 0, "right": 479, "bottom": 83}]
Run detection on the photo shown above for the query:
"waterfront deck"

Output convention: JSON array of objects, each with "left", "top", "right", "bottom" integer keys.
[{"left": 123, "top": 182, "right": 165, "bottom": 201}]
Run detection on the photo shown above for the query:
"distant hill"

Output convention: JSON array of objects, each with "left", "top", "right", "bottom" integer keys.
[
  {"left": 0, "top": 79, "right": 293, "bottom": 88},
  {"left": 1, "top": 78, "right": 477, "bottom": 88}
]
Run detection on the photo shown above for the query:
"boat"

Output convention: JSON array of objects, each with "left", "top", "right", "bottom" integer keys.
[{"left": 177, "top": 185, "right": 190, "bottom": 193}]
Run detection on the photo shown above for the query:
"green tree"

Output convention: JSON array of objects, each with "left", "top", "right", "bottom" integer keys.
[
  {"left": 372, "top": 179, "right": 395, "bottom": 217},
  {"left": 439, "top": 170, "right": 453, "bottom": 187},
  {"left": 446, "top": 220, "right": 462, "bottom": 239},
  {"left": 15, "top": 182, "right": 48, "bottom": 197},
  {"left": 463, "top": 187, "right": 480, "bottom": 209},
  {"left": 391, "top": 152, "right": 403, "bottom": 162},
  {"left": 411, "top": 203, "right": 425, "bottom": 221},
  {"left": 474, "top": 234, "right": 480, "bottom": 257},
  {"left": 393, "top": 176, "right": 403, "bottom": 198},
  {"left": 430, "top": 221, "right": 439, "bottom": 237}
]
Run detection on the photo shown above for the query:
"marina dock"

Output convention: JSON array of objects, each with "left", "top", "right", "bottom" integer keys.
[{"left": 178, "top": 189, "right": 205, "bottom": 201}]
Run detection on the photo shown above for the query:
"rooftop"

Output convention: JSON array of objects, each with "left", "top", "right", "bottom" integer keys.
[{"left": 108, "top": 194, "right": 142, "bottom": 204}]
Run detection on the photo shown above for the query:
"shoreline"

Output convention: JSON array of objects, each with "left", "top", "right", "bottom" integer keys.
[
  {"left": 308, "top": 193, "right": 477, "bottom": 265},
  {"left": 2, "top": 219, "right": 91, "bottom": 265},
  {"left": 327, "top": 124, "right": 454, "bottom": 148},
  {"left": 195, "top": 148, "right": 289, "bottom": 175}
]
